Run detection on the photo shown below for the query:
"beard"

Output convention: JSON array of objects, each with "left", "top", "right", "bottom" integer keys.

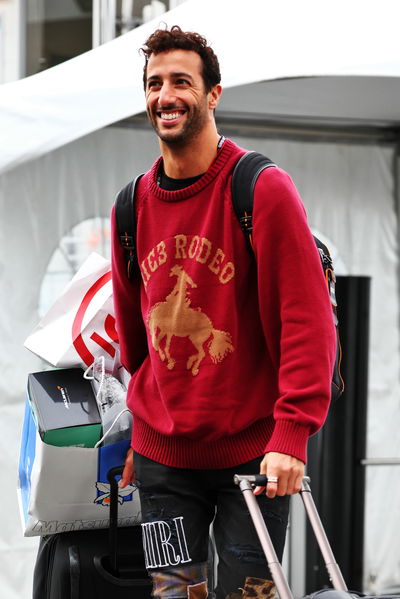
[{"left": 148, "top": 99, "right": 209, "bottom": 147}]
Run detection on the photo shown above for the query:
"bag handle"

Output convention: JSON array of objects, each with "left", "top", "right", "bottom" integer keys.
[{"left": 94, "top": 408, "right": 131, "bottom": 449}]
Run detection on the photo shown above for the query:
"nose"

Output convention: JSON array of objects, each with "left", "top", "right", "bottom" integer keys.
[{"left": 158, "top": 82, "right": 176, "bottom": 108}]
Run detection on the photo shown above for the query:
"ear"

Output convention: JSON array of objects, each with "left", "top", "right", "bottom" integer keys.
[{"left": 208, "top": 84, "right": 222, "bottom": 110}]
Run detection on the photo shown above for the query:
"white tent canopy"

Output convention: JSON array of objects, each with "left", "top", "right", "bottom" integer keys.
[{"left": 1, "top": 0, "right": 400, "bottom": 175}]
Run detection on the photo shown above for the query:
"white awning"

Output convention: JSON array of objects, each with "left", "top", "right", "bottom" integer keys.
[{"left": 1, "top": 0, "right": 400, "bottom": 174}]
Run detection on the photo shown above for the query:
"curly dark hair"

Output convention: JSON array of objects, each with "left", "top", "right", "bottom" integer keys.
[{"left": 141, "top": 25, "right": 221, "bottom": 92}]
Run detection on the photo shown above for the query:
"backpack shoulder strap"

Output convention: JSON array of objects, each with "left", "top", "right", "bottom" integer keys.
[
  {"left": 231, "top": 151, "right": 276, "bottom": 251},
  {"left": 232, "top": 152, "right": 344, "bottom": 401},
  {"left": 114, "top": 173, "right": 144, "bottom": 280}
]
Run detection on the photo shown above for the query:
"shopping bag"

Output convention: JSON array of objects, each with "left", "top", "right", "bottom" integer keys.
[
  {"left": 24, "top": 252, "right": 129, "bottom": 383},
  {"left": 17, "top": 399, "right": 141, "bottom": 537}
]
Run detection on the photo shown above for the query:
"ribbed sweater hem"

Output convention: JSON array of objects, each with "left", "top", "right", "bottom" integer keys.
[{"left": 132, "top": 416, "right": 276, "bottom": 469}]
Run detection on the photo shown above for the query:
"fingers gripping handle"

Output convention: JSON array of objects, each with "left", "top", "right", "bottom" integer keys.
[{"left": 234, "top": 474, "right": 270, "bottom": 486}]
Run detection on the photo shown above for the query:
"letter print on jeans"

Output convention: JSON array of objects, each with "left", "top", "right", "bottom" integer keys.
[
  {"left": 147, "top": 265, "right": 234, "bottom": 375},
  {"left": 142, "top": 516, "right": 192, "bottom": 568}
]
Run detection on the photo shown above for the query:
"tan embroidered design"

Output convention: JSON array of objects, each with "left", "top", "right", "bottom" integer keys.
[{"left": 147, "top": 265, "right": 234, "bottom": 375}]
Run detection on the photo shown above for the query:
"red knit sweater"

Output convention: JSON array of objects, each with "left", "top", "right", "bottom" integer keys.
[{"left": 111, "top": 138, "right": 336, "bottom": 468}]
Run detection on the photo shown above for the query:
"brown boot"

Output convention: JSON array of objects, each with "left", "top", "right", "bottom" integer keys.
[
  {"left": 241, "top": 577, "right": 277, "bottom": 599},
  {"left": 187, "top": 580, "right": 208, "bottom": 599}
]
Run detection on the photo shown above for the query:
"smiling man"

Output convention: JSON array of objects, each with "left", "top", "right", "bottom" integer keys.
[{"left": 111, "top": 25, "right": 336, "bottom": 599}]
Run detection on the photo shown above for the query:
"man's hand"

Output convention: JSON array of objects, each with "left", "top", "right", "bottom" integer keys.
[
  {"left": 120, "top": 447, "right": 135, "bottom": 489},
  {"left": 254, "top": 451, "right": 304, "bottom": 498}
]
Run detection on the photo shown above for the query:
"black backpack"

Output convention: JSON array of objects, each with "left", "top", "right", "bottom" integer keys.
[
  {"left": 115, "top": 151, "right": 344, "bottom": 402},
  {"left": 231, "top": 152, "right": 344, "bottom": 402}
]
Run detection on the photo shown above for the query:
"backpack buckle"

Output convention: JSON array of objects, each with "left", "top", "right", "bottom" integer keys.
[
  {"left": 239, "top": 214, "right": 253, "bottom": 234},
  {"left": 120, "top": 234, "right": 135, "bottom": 250}
]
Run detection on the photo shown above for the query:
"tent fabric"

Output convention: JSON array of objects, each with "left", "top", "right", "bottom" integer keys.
[
  {"left": 218, "top": 76, "right": 400, "bottom": 127},
  {"left": 1, "top": 124, "right": 399, "bottom": 596},
  {"left": 1, "top": 0, "right": 400, "bottom": 175}
]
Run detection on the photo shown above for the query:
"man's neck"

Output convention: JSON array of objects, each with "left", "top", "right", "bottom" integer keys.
[{"left": 160, "top": 127, "right": 221, "bottom": 179}]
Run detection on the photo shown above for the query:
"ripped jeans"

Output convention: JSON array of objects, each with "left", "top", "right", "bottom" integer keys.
[{"left": 134, "top": 452, "right": 290, "bottom": 599}]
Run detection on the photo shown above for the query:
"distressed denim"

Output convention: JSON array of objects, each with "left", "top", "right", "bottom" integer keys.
[{"left": 134, "top": 452, "right": 289, "bottom": 599}]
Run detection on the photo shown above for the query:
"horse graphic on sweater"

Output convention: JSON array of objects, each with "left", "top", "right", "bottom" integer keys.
[{"left": 147, "top": 265, "right": 234, "bottom": 376}]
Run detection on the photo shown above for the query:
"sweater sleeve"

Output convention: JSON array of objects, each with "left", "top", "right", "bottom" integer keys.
[
  {"left": 252, "top": 167, "right": 337, "bottom": 463},
  {"left": 110, "top": 203, "right": 148, "bottom": 376}
]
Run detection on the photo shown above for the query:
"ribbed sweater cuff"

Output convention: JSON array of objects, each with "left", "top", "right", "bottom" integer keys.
[{"left": 264, "top": 419, "right": 310, "bottom": 464}]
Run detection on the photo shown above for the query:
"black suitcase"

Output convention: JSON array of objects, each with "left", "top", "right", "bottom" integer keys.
[
  {"left": 234, "top": 474, "right": 400, "bottom": 599},
  {"left": 33, "top": 466, "right": 152, "bottom": 599}
]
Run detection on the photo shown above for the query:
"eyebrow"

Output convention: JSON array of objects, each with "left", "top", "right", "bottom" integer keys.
[{"left": 146, "top": 72, "right": 194, "bottom": 83}]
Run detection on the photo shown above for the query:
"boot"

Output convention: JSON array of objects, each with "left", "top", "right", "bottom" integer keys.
[
  {"left": 188, "top": 581, "right": 208, "bottom": 599},
  {"left": 242, "top": 578, "right": 276, "bottom": 599},
  {"left": 225, "top": 578, "right": 277, "bottom": 599}
]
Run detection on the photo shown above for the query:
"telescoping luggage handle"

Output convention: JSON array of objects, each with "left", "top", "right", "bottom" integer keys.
[
  {"left": 107, "top": 465, "right": 125, "bottom": 575},
  {"left": 233, "top": 475, "right": 348, "bottom": 599}
]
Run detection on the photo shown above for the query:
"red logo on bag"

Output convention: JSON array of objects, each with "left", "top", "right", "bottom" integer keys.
[{"left": 71, "top": 272, "right": 119, "bottom": 366}]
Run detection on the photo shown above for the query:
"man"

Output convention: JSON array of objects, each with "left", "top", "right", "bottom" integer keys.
[{"left": 111, "top": 25, "right": 336, "bottom": 599}]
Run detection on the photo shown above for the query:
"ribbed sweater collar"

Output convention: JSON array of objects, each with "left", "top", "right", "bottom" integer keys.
[{"left": 148, "top": 138, "right": 238, "bottom": 202}]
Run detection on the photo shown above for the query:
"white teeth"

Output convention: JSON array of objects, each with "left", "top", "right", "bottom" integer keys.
[{"left": 160, "top": 112, "right": 181, "bottom": 120}]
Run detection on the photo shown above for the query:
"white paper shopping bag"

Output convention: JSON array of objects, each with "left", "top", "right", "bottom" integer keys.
[{"left": 17, "top": 400, "right": 141, "bottom": 536}]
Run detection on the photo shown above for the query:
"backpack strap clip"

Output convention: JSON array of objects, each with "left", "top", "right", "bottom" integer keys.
[
  {"left": 120, "top": 233, "right": 135, "bottom": 250},
  {"left": 238, "top": 213, "right": 253, "bottom": 235}
]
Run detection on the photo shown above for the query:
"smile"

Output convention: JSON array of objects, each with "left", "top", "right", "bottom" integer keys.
[
  {"left": 157, "top": 110, "right": 186, "bottom": 122},
  {"left": 161, "top": 112, "right": 181, "bottom": 120}
]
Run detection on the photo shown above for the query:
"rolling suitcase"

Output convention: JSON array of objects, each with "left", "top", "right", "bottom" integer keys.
[
  {"left": 33, "top": 466, "right": 152, "bottom": 599},
  {"left": 234, "top": 474, "right": 399, "bottom": 599}
]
